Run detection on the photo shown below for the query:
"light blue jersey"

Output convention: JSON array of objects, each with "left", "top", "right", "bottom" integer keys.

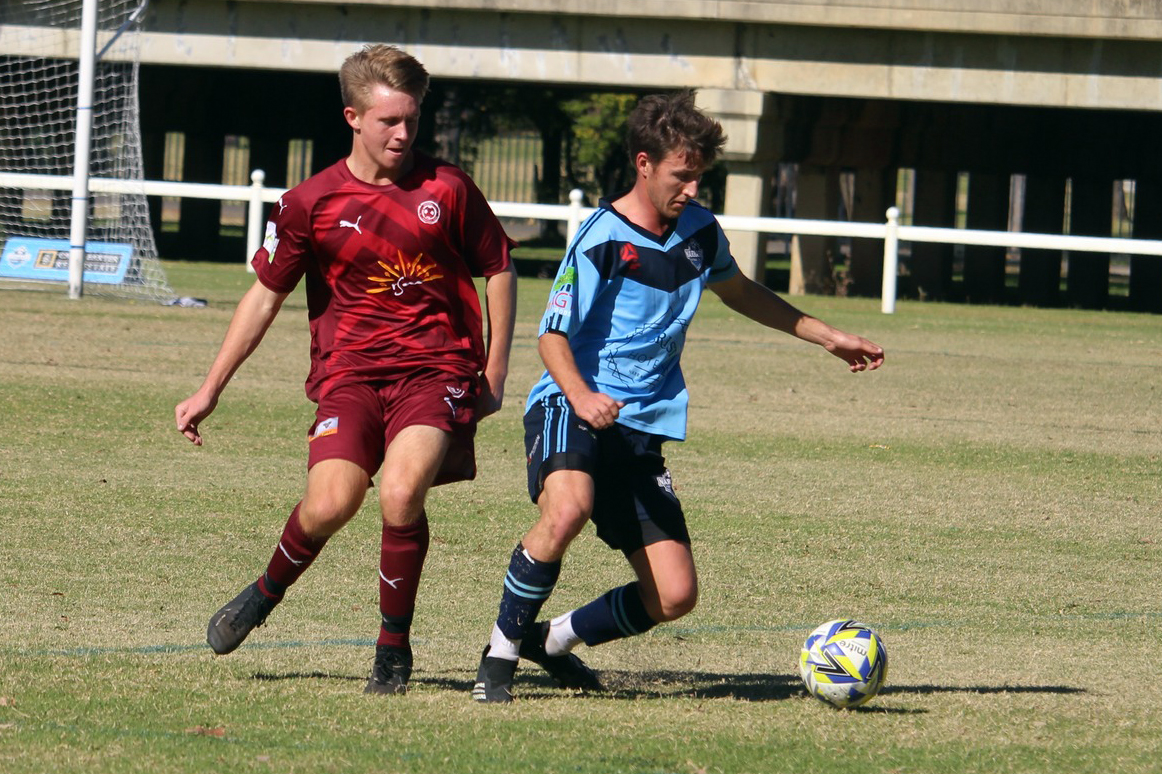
[{"left": 526, "top": 196, "right": 739, "bottom": 441}]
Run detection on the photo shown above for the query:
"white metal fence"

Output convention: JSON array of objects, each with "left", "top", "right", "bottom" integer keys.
[{"left": 4, "top": 170, "right": 1162, "bottom": 314}]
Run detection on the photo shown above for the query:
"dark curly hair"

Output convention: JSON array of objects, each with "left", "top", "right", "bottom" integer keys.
[{"left": 625, "top": 90, "right": 727, "bottom": 167}]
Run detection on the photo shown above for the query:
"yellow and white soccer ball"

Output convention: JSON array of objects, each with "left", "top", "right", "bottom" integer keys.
[{"left": 799, "top": 619, "right": 888, "bottom": 709}]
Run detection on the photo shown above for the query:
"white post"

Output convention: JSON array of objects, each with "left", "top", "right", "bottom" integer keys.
[
  {"left": 566, "top": 188, "right": 584, "bottom": 245},
  {"left": 67, "top": 0, "right": 99, "bottom": 299},
  {"left": 245, "top": 169, "right": 266, "bottom": 272},
  {"left": 881, "top": 206, "right": 900, "bottom": 314}
]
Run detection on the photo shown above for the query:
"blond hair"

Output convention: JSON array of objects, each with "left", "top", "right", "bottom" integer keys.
[{"left": 339, "top": 44, "right": 430, "bottom": 112}]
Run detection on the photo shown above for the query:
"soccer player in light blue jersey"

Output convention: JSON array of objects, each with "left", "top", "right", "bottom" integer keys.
[{"left": 473, "top": 90, "right": 884, "bottom": 702}]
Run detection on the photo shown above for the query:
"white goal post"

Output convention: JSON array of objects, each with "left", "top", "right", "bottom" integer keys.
[{"left": 0, "top": 0, "right": 173, "bottom": 302}]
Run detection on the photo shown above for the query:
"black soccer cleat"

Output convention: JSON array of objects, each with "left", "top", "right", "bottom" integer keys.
[
  {"left": 472, "top": 646, "right": 517, "bottom": 704},
  {"left": 519, "top": 621, "right": 604, "bottom": 692},
  {"left": 365, "top": 644, "right": 413, "bottom": 695},
  {"left": 206, "top": 581, "right": 279, "bottom": 655}
]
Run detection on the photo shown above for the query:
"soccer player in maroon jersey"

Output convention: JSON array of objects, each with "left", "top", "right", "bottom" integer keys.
[{"left": 174, "top": 44, "right": 518, "bottom": 694}]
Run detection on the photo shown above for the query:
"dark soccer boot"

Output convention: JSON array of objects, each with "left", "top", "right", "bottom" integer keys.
[
  {"left": 206, "top": 581, "right": 279, "bottom": 655},
  {"left": 365, "top": 644, "right": 414, "bottom": 695},
  {"left": 472, "top": 646, "right": 517, "bottom": 703},
  {"left": 519, "top": 621, "right": 604, "bottom": 692}
]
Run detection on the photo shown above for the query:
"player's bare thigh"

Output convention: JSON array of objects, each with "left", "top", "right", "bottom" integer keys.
[
  {"left": 522, "top": 468, "right": 595, "bottom": 563},
  {"left": 378, "top": 424, "right": 452, "bottom": 527}
]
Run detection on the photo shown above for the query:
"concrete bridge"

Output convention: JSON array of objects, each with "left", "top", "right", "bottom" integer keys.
[{"left": 6, "top": 0, "right": 1162, "bottom": 308}]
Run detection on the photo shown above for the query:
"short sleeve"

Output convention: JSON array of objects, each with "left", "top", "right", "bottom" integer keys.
[
  {"left": 252, "top": 191, "right": 312, "bottom": 293},
  {"left": 707, "top": 221, "right": 740, "bottom": 284},
  {"left": 455, "top": 173, "right": 513, "bottom": 278}
]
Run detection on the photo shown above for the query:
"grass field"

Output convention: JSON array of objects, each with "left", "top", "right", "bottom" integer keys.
[{"left": 1, "top": 262, "right": 1160, "bottom": 773}]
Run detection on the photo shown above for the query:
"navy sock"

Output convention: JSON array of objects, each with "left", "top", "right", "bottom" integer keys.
[
  {"left": 495, "top": 544, "right": 560, "bottom": 640},
  {"left": 570, "top": 582, "right": 658, "bottom": 647}
]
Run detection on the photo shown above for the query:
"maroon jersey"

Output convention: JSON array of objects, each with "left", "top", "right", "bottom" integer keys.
[{"left": 253, "top": 153, "right": 512, "bottom": 402}]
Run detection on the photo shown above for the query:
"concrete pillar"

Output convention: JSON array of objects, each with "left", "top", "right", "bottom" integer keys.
[
  {"left": 909, "top": 169, "right": 957, "bottom": 301},
  {"left": 1129, "top": 179, "right": 1162, "bottom": 313},
  {"left": 697, "top": 89, "right": 782, "bottom": 282},
  {"left": 847, "top": 167, "right": 890, "bottom": 297},
  {"left": 1067, "top": 177, "right": 1112, "bottom": 309},
  {"left": 1018, "top": 174, "right": 1066, "bottom": 307},
  {"left": 792, "top": 166, "right": 842, "bottom": 295},
  {"left": 722, "top": 162, "right": 774, "bottom": 280},
  {"left": 963, "top": 172, "right": 1009, "bottom": 304}
]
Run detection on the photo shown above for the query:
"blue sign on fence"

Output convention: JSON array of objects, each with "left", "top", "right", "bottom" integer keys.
[{"left": 0, "top": 237, "right": 133, "bottom": 284}]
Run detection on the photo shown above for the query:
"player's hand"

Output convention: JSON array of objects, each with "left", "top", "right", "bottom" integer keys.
[
  {"left": 476, "top": 371, "right": 505, "bottom": 420},
  {"left": 825, "top": 332, "right": 885, "bottom": 373},
  {"left": 175, "top": 391, "right": 218, "bottom": 446},
  {"left": 569, "top": 390, "right": 625, "bottom": 430}
]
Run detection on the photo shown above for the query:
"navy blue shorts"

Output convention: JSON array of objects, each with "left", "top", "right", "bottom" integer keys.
[{"left": 524, "top": 394, "right": 689, "bottom": 555}]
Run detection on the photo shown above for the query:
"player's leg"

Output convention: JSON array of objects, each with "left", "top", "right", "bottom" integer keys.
[
  {"left": 474, "top": 397, "right": 599, "bottom": 702},
  {"left": 538, "top": 429, "right": 692, "bottom": 657},
  {"left": 366, "top": 424, "right": 450, "bottom": 695},
  {"left": 207, "top": 386, "right": 381, "bottom": 656},
  {"left": 366, "top": 369, "right": 478, "bottom": 694},
  {"left": 206, "top": 459, "right": 371, "bottom": 655}
]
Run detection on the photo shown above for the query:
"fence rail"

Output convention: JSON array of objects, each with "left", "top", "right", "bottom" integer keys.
[{"left": 4, "top": 170, "right": 1162, "bottom": 314}]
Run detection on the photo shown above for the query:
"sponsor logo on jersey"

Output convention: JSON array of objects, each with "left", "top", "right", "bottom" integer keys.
[
  {"left": 417, "top": 200, "right": 441, "bottom": 225},
  {"left": 367, "top": 249, "right": 445, "bottom": 296},
  {"left": 339, "top": 215, "right": 363, "bottom": 234},
  {"left": 620, "top": 242, "right": 641, "bottom": 271},
  {"left": 309, "top": 416, "right": 339, "bottom": 441},
  {"left": 277, "top": 196, "right": 288, "bottom": 215},
  {"left": 683, "top": 240, "right": 704, "bottom": 270},
  {"left": 262, "top": 221, "right": 280, "bottom": 263}
]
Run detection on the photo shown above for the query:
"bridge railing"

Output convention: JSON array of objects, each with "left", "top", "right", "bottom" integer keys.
[{"left": 5, "top": 169, "right": 1162, "bottom": 314}]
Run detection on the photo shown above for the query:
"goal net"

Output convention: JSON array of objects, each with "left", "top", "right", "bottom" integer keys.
[{"left": 0, "top": 0, "right": 174, "bottom": 301}]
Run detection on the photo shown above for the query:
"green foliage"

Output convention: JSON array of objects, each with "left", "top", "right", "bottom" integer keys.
[
  {"left": 561, "top": 92, "right": 638, "bottom": 198},
  {"left": 2, "top": 265, "right": 1161, "bottom": 773}
]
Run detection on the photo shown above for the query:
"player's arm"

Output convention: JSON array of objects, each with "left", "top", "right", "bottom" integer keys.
[
  {"left": 538, "top": 331, "right": 624, "bottom": 429},
  {"left": 709, "top": 271, "right": 884, "bottom": 373},
  {"left": 477, "top": 263, "right": 518, "bottom": 419},
  {"left": 175, "top": 279, "right": 290, "bottom": 445}
]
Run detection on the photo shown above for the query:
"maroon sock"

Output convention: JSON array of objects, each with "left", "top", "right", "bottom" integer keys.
[
  {"left": 257, "top": 504, "right": 328, "bottom": 600},
  {"left": 376, "top": 513, "right": 430, "bottom": 648}
]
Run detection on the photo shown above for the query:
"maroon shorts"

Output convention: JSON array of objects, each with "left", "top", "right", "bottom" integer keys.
[{"left": 306, "top": 369, "right": 480, "bottom": 486}]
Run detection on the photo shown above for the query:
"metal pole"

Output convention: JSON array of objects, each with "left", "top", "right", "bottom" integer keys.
[{"left": 67, "top": 0, "right": 99, "bottom": 299}]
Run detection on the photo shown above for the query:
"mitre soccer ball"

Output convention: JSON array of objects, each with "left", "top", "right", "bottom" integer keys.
[{"left": 799, "top": 619, "right": 888, "bottom": 709}]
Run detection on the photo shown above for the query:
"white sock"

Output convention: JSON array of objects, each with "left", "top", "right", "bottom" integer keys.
[
  {"left": 544, "top": 611, "right": 583, "bottom": 657},
  {"left": 488, "top": 623, "right": 520, "bottom": 662}
]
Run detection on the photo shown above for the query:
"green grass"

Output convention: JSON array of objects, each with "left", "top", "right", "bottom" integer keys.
[{"left": 1, "top": 262, "right": 1160, "bottom": 773}]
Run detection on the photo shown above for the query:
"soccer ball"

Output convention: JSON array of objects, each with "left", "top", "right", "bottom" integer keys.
[{"left": 799, "top": 619, "right": 888, "bottom": 709}]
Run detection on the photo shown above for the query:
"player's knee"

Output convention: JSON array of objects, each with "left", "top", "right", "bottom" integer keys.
[
  {"left": 377, "top": 481, "right": 426, "bottom": 524},
  {"left": 540, "top": 501, "right": 590, "bottom": 551},
  {"left": 299, "top": 495, "right": 359, "bottom": 536},
  {"left": 653, "top": 581, "right": 698, "bottom": 622}
]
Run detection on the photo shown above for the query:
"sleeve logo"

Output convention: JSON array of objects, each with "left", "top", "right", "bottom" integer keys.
[{"left": 262, "top": 221, "right": 279, "bottom": 263}]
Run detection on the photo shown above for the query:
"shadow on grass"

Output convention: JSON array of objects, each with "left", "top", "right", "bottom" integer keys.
[{"left": 248, "top": 668, "right": 1082, "bottom": 710}]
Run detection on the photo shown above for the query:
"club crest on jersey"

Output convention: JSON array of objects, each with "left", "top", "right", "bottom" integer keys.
[
  {"left": 309, "top": 416, "right": 339, "bottom": 441},
  {"left": 417, "top": 200, "right": 441, "bottom": 225},
  {"left": 262, "top": 221, "right": 280, "bottom": 263},
  {"left": 683, "top": 240, "right": 704, "bottom": 271},
  {"left": 368, "top": 249, "right": 445, "bottom": 296}
]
